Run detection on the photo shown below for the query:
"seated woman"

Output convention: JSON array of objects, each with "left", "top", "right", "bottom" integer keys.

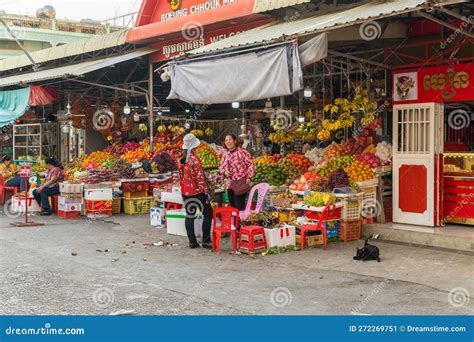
[
  {"left": 33, "top": 157, "right": 64, "bottom": 216},
  {"left": 0, "top": 155, "right": 26, "bottom": 192}
]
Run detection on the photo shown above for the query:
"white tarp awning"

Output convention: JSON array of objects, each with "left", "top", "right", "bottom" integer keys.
[
  {"left": 166, "top": 43, "right": 303, "bottom": 104},
  {"left": 190, "top": 0, "right": 429, "bottom": 55},
  {"left": 0, "top": 48, "right": 154, "bottom": 87}
]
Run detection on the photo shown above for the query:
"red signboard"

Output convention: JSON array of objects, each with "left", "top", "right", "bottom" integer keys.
[
  {"left": 392, "top": 63, "right": 473, "bottom": 104},
  {"left": 19, "top": 165, "right": 31, "bottom": 178},
  {"left": 149, "top": 20, "right": 271, "bottom": 62}
]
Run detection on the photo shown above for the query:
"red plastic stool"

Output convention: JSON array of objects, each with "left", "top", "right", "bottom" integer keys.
[
  {"left": 212, "top": 207, "right": 239, "bottom": 254},
  {"left": 0, "top": 177, "right": 19, "bottom": 205},
  {"left": 239, "top": 226, "right": 267, "bottom": 254},
  {"left": 51, "top": 194, "right": 59, "bottom": 213},
  {"left": 299, "top": 204, "right": 332, "bottom": 250},
  {"left": 166, "top": 202, "right": 182, "bottom": 210}
]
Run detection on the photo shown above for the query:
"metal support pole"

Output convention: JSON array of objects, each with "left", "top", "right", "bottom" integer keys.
[{"left": 148, "top": 63, "right": 154, "bottom": 150}]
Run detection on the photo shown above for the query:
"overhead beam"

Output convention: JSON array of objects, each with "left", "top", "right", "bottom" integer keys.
[
  {"left": 66, "top": 78, "right": 148, "bottom": 96},
  {"left": 435, "top": 7, "right": 473, "bottom": 24},
  {"left": 328, "top": 50, "right": 390, "bottom": 70},
  {"left": 418, "top": 11, "right": 474, "bottom": 38}
]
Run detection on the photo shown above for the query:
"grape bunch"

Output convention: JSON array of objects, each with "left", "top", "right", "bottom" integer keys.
[
  {"left": 152, "top": 152, "right": 178, "bottom": 173},
  {"left": 321, "top": 169, "right": 350, "bottom": 192}
]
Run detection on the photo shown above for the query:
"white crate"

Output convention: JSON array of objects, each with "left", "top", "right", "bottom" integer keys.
[
  {"left": 59, "top": 182, "right": 83, "bottom": 194},
  {"left": 58, "top": 202, "right": 82, "bottom": 212},
  {"left": 264, "top": 225, "right": 296, "bottom": 248},
  {"left": 84, "top": 188, "right": 113, "bottom": 201},
  {"left": 58, "top": 195, "right": 83, "bottom": 205},
  {"left": 166, "top": 209, "right": 202, "bottom": 237},
  {"left": 161, "top": 191, "right": 183, "bottom": 204}
]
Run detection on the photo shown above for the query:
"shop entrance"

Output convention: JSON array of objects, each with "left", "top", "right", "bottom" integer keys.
[{"left": 392, "top": 102, "right": 444, "bottom": 226}]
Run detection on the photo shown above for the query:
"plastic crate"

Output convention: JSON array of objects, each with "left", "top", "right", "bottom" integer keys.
[
  {"left": 85, "top": 200, "right": 112, "bottom": 211},
  {"left": 112, "top": 197, "right": 122, "bottom": 214},
  {"left": 86, "top": 210, "right": 112, "bottom": 219},
  {"left": 123, "top": 197, "right": 153, "bottom": 215},
  {"left": 341, "top": 196, "right": 362, "bottom": 220},
  {"left": 338, "top": 219, "right": 362, "bottom": 242},
  {"left": 324, "top": 220, "right": 339, "bottom": 238},
  {"left": 57, "top": 210, "right": 81, "bottom": 219},
  {"left": 123, "top": 190, "right": 148, "bottom": 199}
]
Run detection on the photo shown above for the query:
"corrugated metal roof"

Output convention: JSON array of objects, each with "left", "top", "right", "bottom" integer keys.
[
  {"left": 0, "top": 29, "right": 129, "bottom": 73},
  {"left": 0, "top": 48, "right": 154, "bottom": 87},
  {"left": 191, "top": 0, "right": 427, "bottom": 55},
  {"left": 252, "top": 0, "right": 311, "bottom": 13}
]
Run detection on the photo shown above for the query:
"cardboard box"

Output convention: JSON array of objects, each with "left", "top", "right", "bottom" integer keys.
[
  {"left": 264, "top": 225, "right": 296, "bottom": 247},
  {"left": 58, "top": 195, "right": 83, "bottom": 205},
  {"left": 58, "top": 202, "right": 82, "bottom": 212},
  {"left": 84, "top": 188, "right": 113, "bottom": 201},
  {"left": 295, "top": 234, "right": 323, "bottom": 247},
  {"left": 59, "top": 182, "right": 83, "bottom": 194},
  {"left": 11, "top": 196, "right": 41, "bottom": 213}
]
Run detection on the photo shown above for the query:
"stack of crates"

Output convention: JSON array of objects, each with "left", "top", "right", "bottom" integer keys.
[
  {"left": 121, "top": 179, "right": 153, "bottom": 215},
  {"left": 337, "top": 192, "right": 364, "bottom": 242},
  {"left": 357, "top": 178, "right": 378, "bottom": 225},
  {"left": 58, "top": 183, "right": 83, "bottom": 219},
  {"left": 84, "top": 186, "right": 113, "bottom": 218}
]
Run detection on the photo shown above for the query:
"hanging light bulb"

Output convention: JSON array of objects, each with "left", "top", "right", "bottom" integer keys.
[
  {"left": 298, "top": 115, "right": 305, "bottom": 123},
  {"left": 304, "top": 87, "right": 312, "bottom": 98},
  {"left": 65, "top": 94, "right": 71, "bottom": 117},
  {"left": 123, "top": 98, "right": 131, "bottom": 115},
  {"left": 185, "top": 109, "right": 190, "bottom": 113},
  {"left": 133, "top": 113, "right": 140, "bottom": 122},
  {"left": 232, "top": 102, "right": 240, "bottom": 109},
  {"left": 184, "top": 122, "right": 191, "bottom": 130},
  {"left": 62, "top": 124, "right": 70, "bottom": 134}
]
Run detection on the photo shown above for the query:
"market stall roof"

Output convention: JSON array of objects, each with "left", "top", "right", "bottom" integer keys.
[
  {"left": 252, "top": 0, "right": 312, "bottom": 13},
  {"left": 0, "top": 29, "right": 129, "bottom": 73},
  {"left": 188, "top": 0, "right": 432, "bottom": 55},
  {"left": 0, "top": 48, "right": 154, "bottom": 87}
]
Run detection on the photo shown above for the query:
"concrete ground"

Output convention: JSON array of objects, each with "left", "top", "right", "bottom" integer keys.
[{"left": 0, "top": 213, "right": 473, "bottom": 315}]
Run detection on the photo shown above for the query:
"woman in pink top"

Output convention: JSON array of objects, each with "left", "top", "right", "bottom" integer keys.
[
  {"left": 219, "top": 134, "right": 254, "bottom": 210},
  {"left": 33, "top": 157, "right": 63, "bottom": 216}
]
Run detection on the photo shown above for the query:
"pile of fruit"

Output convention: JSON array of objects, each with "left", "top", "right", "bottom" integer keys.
[
  {"left": 82, "top": 151, "right": 114, "bottom": 169},
  {"left": 316, "top": 156, "right": 355, "bottom": 178},
  {"left": 109, "top": 158, "right": 135, "bottom": 179},
  {"left": 285, "top": 153, "right": 313, "bottom": 173},
  {"left": 277, "top": 158, "right": 301, "bottom": 181},
  {"left": 344, "top": 160, "right": 375, "bottom": 182},
  {"left": 321, "top": 169, "right": 350, "bottom": 192},
  {"left": 81, "top": 169, "right": 116, "bottom": 183},
  {"left": 323, "top": 142, "right": 350, "bottom": 162},
  {"left": 305, "top": 147, "right": 324, "bottom": 164},
  {"left": 253, "top": 164, "right": 288, "bottom": 186},
  {"left": 356, "top": 152, "right": 382, "bottom": 169},
  {"left": 195, "top": 143, "right": 220, "bottom": 170},
  {"left": 152, "top": 152, "right": 178, "bottom": 173},
  {"left": 289, "top": 171, "right": 318, "bottom": 191},
  {"left": 303, "top": 192, "right": 336, "bottom": 207},
  {"left": 376, "top": 141, "right": 392, "bottom": 162},
  {"left": 254, "top": 155, "right": 278, "bottom": 166}
]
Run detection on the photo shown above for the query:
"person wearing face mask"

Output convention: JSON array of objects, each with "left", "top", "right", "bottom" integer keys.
[
  {"left": 219, "top": 134, "right": 254, "bottom": 211},
  {"left": 179, "top": 134, "right": 213, "bottom": 249}
]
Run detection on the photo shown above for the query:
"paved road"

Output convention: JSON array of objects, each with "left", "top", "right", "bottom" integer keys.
[{"left": 0, "top": 214, "right": 472, "bottom": 315}]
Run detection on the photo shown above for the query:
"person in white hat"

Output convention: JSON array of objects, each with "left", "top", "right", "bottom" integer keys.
[{"left": 179, "top": 134, "right": 213, "bottom": 249}]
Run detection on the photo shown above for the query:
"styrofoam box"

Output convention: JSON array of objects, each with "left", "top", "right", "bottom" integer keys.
[
  {"left": 264, "top": 225, "right": 296, "bottom": 248},
  {"left": 166, "top": 209, "right": 202, "bottom": 237},
  {"left": 150, "top": 207, "right": 166, "bottom": 228},
  {"left": 161, "top": 191, "right": 183, "bottom": 204},
  {"left": 58, "top": 195, "right": 83, "bottom": 205},
  {"left": 84, "top": 188, "right": 113, "bottom": 201},
  {"left": 11, "top": 196, "right": 41, "bottom": 213},
  {"left": 59, "top": 182, "right": 83, "bottom": 194},
  {"left": 58, "top": 202, "right": 82, "bottom": 212}
]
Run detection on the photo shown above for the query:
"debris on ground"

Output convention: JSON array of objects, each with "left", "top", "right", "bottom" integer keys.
[
  {"left": 143, "top": 257, "right": 147, "bottom": 261},
  {"left": 112, "top": 258, "right": 119, "bottom": 262},
  {"left": 71, "top": 252, "right": 78, "bottom": 256}
]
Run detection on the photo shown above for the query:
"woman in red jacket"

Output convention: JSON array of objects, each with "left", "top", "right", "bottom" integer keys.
[{"left": 179, "top": 134, "right": 213, "bottom": 249}]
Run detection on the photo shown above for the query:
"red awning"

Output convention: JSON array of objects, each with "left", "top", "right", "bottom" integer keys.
[{"left": 29, "top": 86, "right": 58, "bottom": 106}]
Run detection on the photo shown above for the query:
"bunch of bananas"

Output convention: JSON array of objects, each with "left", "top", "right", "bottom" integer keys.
[
  {"left": 338, "top": 113, "right": 356, "bottom": 128},
  {"left": 157, "top": 125, "right": 167, "bottom": 133},
  {"left": 296, "top": 121, "right": 317, "bottom": 142},
  {"left": 190, "top": 129, "right": 204, "bottom": 137},
  {"left": 139, "top": 123, "right": 148, "bottom": 132},
  {"left": 168, "top": 125, "right": 186, "bottom": 135},
  {"left": 268, "top": 131, "right": 294, "bottom": 144},
  {"left": 322, "top": 119, "right": 342, "bottom": 132},
  {"left": 361, "top": 112, "right": 375, "bottom": 126},
  {"left": 205, "top": 128, "right": 214, "bottom": 137},
  {"left": 317, "top": 129, "right": 331, "bottom": 141}
]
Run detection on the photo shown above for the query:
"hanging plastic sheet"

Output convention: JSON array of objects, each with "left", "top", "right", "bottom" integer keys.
[
  {"left": 29, "top": 85, "right": 58, "bottom": 106},
  {"left": 299, "top": 33, "right": 328, "bottom": 67},
  {"left": 166, "top": 42, "right": 303, "bottom": 104},
  {"left": 0, "top": 87, "right": 30, "bottom": 128}
]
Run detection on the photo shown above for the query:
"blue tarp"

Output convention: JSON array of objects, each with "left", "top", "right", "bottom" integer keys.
[{"left": 0, "top": 87, "right": 30, "bottom": 128}]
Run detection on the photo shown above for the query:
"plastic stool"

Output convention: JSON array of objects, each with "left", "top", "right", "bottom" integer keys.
[
  {"left": 50, "top": 194, "right": 59, "bottom": 213},
  {"left": 0, "top": 177, "right": 19, "bottom": 205},
  {"left": 239, "top": 226, "right": 267, "bottom": 254},
  {"left": 212, "top": 207, "right": 239, "bottom": 254}
]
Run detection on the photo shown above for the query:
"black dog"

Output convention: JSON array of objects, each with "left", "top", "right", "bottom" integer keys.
[{"left": 353, "top": 237, "right": 380, "bottom": 262}]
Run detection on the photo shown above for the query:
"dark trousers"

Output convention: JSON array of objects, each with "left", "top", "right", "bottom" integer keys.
[
  {"left": 33, "top": 185, "right": 60, "bottom": 212},
  {"left": 227, "top": 189, "right": 247, "bottom": 211},
  {"left": 6, "top": 176, "right": 26, "bottom": 192},
  {"left": 182, "top": 193, "right": 212, "bottom": 245}
]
